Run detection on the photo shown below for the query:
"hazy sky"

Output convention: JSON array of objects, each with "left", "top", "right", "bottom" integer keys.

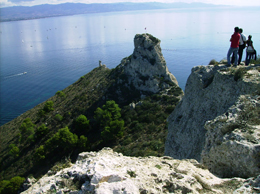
[{"left": 1, "top": 0, "right": 260, "bottom": 8}]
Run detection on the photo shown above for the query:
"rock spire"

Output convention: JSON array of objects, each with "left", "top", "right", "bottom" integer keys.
[{"left": 119, "top": 33, "right": 178, "bottom": 93}]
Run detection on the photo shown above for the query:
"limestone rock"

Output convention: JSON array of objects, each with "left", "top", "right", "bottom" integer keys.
[
  {"left": 119, "top": 33, "right": 178, "bottom": 93},
  {"left": 165, "top": 64, "right": 260, "bottom": 178},
  {"left": 234, "top": 175, "right": 260, "bottom": 194},
  {"left": 22, "top": 148, "right": 244, "bottom": 194},
  {"left": 201, "top": 95, "right": 260, "bottom": 178}
]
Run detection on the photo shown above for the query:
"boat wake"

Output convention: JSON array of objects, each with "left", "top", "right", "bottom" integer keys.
[{"left": 2, "top": 72, "right": 27, "bottom": 79}]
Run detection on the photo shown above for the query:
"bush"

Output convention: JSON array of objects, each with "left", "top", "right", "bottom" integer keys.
[
  {"left": 56, "top": 90, "right": 66, "bottom": 98},
  {"left": 101, "top": 120, "right": 125, "bottom": 142},
  {"left": 0, "top": 176, "right": 25, "bottom": 194},
  {"left": 8, "top": 144, "right": 19, "bottom": 158},
  {"left": 78, "top": 135, "right": 88, "bottom": 149},
  {"left": 234, "top": 68, "right": 247, "bottom": 81},
  {"left": 35, "top": 124, "right": 49, "bottom": 139},
  {"left": 43, "top": 101, "right": 54, "bottom": 112},
  {"left": 75, "top": 115, "right": 90, "bottom": 131},
  {"left": 19, "top": 118, "right": 35, "bottom": 134},
  {"left": 45, "top": 127, "right": 78, "bottom": 152},
  {"left": 34, "top": 145, "right": 45, "bottom": 161},
  {"left": 19, "top": 118, "right": 35, "bottom": 142},
  {"left": 54, "top": 114, "right": 63, "bottom": 121},
  {"left": 38, "top": 101, "right": 54, "bottom": 116}
]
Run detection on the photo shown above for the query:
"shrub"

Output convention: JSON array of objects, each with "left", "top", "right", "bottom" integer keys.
[
  {"left": 8, "top": 144, "right": 19, "bottom": 158},
  {"left": 19, "top": 118, "right": 35, "bottom": 134},
  {"left": 19, "top": 118, "right": 35, "bottom": 142},
  {"left": 45, "top": 127, "right": 78, "bottom": 152},
  {"left": 34, "top": 145, "right": 46, "bottom": 161},
  {"left": 165, "top": 106, "right": 175, "bottom": 114},
  {"left": 75, "top": 115, "right": 90, "bottom": 131},
  {"left": 150, "top": 140, "right": 163, "bottom": 151},
  {"left": 0, "top": 176, "right": 25, "bottom": 194},
  {"left": 38, "top": 101, "right": 54, "bottom": 117},
  {"left": 78, "top": 135, "right": 88, "bottom": 149},
  {"left": 43, "top": 101, "right": 54, "bottom": 112},
  {"left": 127, "top": 170, "right": 136, "bottom": 178},
  {"left": 234, "top": 68, "right": 247, "bottom": 81},
  {"left": 35, "top": 124, "right": 49, "bottom": 139},
  {"left": 95, "top": 101, "right": 124, "bottom": 139},
  {"left": 208, "top": 59, "right": 218, "bottom": 65},
  {"left": 56, "top": 90, "right": 66, "bottom": 98},
  {"left": 102, "top": 120, "right": 124, "bottom": 141},
  {"left": 54, "top": 114, "right": 63, "bottom": 121},
  {"left": 27, "top": 134, "right": 35, "bottom": 143}
]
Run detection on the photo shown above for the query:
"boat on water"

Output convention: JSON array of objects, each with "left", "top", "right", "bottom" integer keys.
[{"left": 23, "top": 72, "right": 27, "bottom": 74}]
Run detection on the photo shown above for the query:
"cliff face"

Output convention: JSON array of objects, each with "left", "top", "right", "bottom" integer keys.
[
  {"left": 22, "top": 148, "right": 243, "bottom": 194},
  {"left": 165, "top": 64, "right": 260, "bottom": 178}
]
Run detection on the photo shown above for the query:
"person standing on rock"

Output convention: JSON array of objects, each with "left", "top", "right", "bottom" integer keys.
[
  {"left": 231, "top": 28, "right": 247, "bottom": 65},
  {"left": 227, "top": 27, "right": 240, "bottom": 67},
  {"left": 245, "top": 35, "right": 255, "bottom": 66}
]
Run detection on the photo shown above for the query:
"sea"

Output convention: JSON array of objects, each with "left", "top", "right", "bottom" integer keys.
[{"left": 0, "top": 6, "right": 260, "bottom": 126}]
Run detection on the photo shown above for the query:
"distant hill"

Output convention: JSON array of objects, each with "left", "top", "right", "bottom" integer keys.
[{"left": 0, "top": 2, "right": 220, "bottom": 22}]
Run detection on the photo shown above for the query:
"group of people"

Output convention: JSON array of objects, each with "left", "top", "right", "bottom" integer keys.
[{"left": 227, "top": 27, "right": 257, "bottom": 67}]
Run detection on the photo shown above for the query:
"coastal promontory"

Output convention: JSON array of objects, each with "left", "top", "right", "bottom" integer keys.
[{"left": 1, "top": 33, "right": 260, "bottom": 193}]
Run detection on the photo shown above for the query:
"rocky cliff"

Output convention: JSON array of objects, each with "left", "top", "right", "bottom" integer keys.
[
  {"left": 22, "top": 148, "right": 246, "bottom": 194},
  {"left": 119, "top": 33, "right": 178, "bottom": 93},
  {"left": 165, "top": 64, "right": 260, "bottom": 178}
]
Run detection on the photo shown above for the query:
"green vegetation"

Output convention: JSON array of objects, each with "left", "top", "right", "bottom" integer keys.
[
  {"left": 38, "top": 101, "right": 54, "bottom": 117},
  {"left": 0, "top": 66, "right": 183, "bottom": 184},
  {"left": 234, "top": 68, "right": 247, "bottom": 81},
  {"left": 19, "top": 118, "right": 35, "bottom": 143},
  {"left": 127, "top": 170, "right": 137, "bottom": 178},
  {"left": 35, "top": 124, "right": 49, "bottom": 139},
  {"left": 54, "top": 114, "right": 63, "bottom": 121},
  {"left": 0, "top": 176, "right": 25, "bottom": 194},
  {"left": 8, "top": 144, "right": 19, "bottom": 158},
  {"left": 95, "top": 100, "right": 124, "bottom": 142},
  {"left": 45, "top": 127, "right": 78, "bottom": 152},
  {"left": 56, "top": 90, "right": 66, "bottom": 98},
  {"left": 34, "top": 145, "right": 46, "bottom": 161},
  {"left": 147, "top": 33, "right": 160, "bottom": 45},
  {"left": 155, "top": 164, "right": 162, "bottom": 169},
  {"left": 75, "top": 115, "right": 90, "bottom": 132}
]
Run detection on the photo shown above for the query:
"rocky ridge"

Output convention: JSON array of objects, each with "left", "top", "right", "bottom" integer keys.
[
  {"left": 165, "top": 64, "right": 260, "bottom": 178},
  {"left": 22, "top": 148, "right": 244, "bottom": 194}
]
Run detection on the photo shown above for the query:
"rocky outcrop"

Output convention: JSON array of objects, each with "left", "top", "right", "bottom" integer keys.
[
  {"left": 165, "top": 64, "right": 260, "bottom": 178},
  {"left": 22, "top": 148, "right": 244, "bottom": 194},
  {"left": 201, "top": 94, "right": 260, "bottom": 178},
  {"left": 119, "top": 33, "right": 178, "bottom": 93}
]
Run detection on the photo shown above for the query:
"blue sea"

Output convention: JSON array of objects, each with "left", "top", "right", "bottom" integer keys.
[{"left": 0, "top": 6, "right": 260, "bottom": 126}]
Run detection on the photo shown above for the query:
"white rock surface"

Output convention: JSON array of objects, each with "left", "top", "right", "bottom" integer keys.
[
  {"left": 201, "top": 95, "right": 260, "bottom": 178},
  {"left": 165, "top": 64, "right": 260, "bottom": 178},
  {"left": 22, "top": 148, "right": 244, "bottom": 194}
]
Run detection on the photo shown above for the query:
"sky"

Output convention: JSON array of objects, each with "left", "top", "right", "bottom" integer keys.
[{"left": 1, "top": 0, "right": 260, "bottom": 8}]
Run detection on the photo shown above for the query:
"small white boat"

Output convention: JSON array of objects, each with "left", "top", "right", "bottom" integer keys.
[{"left": 23, "top": 72, "right": 27, "bottom": 74}]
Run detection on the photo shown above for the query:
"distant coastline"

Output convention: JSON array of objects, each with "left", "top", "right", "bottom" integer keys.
[{"left": 0, "top": 2, "right": 228, "bottom": 22}]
